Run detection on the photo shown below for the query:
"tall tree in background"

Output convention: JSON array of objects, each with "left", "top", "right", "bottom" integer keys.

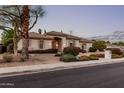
[
  {"left": 20, "top": 5, "right": 29, "bottom": 60},
  {"left": 92, "top": 41, "right": 107, "bottom": 51}
]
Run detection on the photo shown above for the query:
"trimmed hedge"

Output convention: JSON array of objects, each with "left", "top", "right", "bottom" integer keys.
[
  {"left": 89, "top": 55, "right": 99, "bottom": 60},
  {"left": 90, "top": 54, "right": 104, "bottom": 58},
  {"left": 63, "top": 46, "right": 81, "bottom": 56},
  {"left": 78, "top": 56, "right": 90, "bottom": 61},
  {"left": 60, "top": 54, "right": 77, "bottom": 62},
  {"left": 89, "top": 47, "right": 97, "bottom": 52},
  {"left": 78, "top": 55, "right": 99, "bottom": 61}
]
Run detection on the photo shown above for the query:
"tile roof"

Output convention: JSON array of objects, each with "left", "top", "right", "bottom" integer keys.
[
  {"left": 29, "top": 32, "right": 53, "bottom": 40},
  {"left": 46, "top": 31, "right": 82, "bottom": 40},
  {"left": 29, "top": 31, "right": 92, "bottom": 42}
]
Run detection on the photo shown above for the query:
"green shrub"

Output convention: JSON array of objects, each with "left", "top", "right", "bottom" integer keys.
[
  {"left": 90, "top": 54, "right": 104, "bottom": 58},
  {"left": 55, "top": 52, "right": 62, "bottom": 57},
  {"left": 89, "top": 55, "right": 99, "bottom": 60},
  {"left": 89, "top": 47, "right": 97, "bottom": 52},
  {"left": 78, "top": 56, "right": 90, "bottom": 61},
  {"left": 92, "top": 41, "right": 106, "bottom": 51},
  {"left": 78, "top": 55, "right": 99, "bottom": 61},
  {"left": 60, "top": 54, "right": 77, "bottom": 62},
  {"left": 3, "top": 53, "right": 13, "bottom": 62},
  {"left": 63, "top": 46, "right": 80, "bottom": 56},
  {"left": 112, "top": 54, "right": 122, "bottom": 59}
]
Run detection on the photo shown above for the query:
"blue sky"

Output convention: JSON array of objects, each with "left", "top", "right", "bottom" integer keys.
[{"left": 31, "top": 5, "right": 124, "bottom": 38}]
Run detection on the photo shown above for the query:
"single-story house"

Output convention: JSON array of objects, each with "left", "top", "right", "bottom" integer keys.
[{"left": 18, "top": 31, "right": 93, "bottom": 52}]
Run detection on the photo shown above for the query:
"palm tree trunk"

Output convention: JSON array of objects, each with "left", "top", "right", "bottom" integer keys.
[
  {"left": 13, "top": 29, "right": 18, "bottom": 56},
  {"left": 13, "top": 19, "right": 18, "bottom": 56},
  {"left": 21, "top": 5, "right": 30, "bottom": 60}
]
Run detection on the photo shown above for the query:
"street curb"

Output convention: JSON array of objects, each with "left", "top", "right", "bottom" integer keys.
[{"left": 0, "top": 58, "right": 124, "bottom": 77}]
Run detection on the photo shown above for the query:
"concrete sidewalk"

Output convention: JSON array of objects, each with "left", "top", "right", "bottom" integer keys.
[{"left": 0, "top": 58, "right": 124, "bottom": 77}]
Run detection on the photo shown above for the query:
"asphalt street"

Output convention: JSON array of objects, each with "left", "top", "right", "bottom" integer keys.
[{"left": 1, "top": 62, "right": 124, "bottom": 88}]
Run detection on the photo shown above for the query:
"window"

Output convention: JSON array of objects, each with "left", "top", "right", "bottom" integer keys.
[{"left": 39, "top": 39, "right": 43, "bottom": 49}]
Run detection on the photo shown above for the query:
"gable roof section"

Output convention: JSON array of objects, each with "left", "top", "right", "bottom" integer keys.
[
  {"left": 29, "top": 32, "right": 53, "bottom": 40},
  {"left": 46, "top": 31, "right": 82, "bottom": 40}
]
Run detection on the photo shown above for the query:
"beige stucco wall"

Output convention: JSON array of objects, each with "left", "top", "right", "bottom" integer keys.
[
  {"left": 75, "top": 40, "right": 80, "bottom": 48},
  {"left": 61, "top": 37, "right": 67, "bottom": 51},
  {"left": 66, "top": 40, "right": 71, "bottom": 46},
  {"left": 84, "top": 43, "right": 92, "bottom": 52},
  {"left": 18, "top": 39, "right": 53, "bottom": 51},
  {"left": 79, "top": 43, "right": 83, "bottom": 49},
  {"left": 43, "top": 40, "right": 52, "bottom": 49},
  {"left": 66, "top": 39, "right": 81, "bottom": 48},
  {"left": 17, "top": 35, "right": 88, "bottom": 51},
  {"left": 18, "top": 39, "right": 41, "bottom": 50},
  {"left": 28, "top": 39, "right": 40, "bottom": 50}
]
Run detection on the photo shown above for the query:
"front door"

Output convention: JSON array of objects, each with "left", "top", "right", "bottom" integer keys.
[{"left": 52, "top": 37, "right": 62, "bottom": 51}]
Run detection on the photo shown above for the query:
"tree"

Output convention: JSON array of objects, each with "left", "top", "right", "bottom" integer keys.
[
  {"left": 112, "top": 41, "right": 124, "bottom": 46},
  {"left": 20, "top": 5, "right": 30, "bottom": 60},
  {"left": 0, "top": 5, "right": 45, "bottom": 31},
  {"left": 1, "top": 29, "right": 14, "bottom": 46},
  {"left": 92, "top": 41, "right": 107, "bottom": 51},
  {"left": 118, "top": 41, "right": 124, "bottom": 46},
  {"left": 0, "top": 5, "right": 45, "bottom": 56},
  {"left": 0, "top": 6, "right": 20, "bottom": 55},
  {"left": 112, "top": 42, "right": 117, "bottom": 45},
  {"left": 106, "top": 41, "right": 111, "bottom": 44}
]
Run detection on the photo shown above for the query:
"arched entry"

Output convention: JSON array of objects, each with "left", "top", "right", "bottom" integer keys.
[{"left": 52, "top": 37, "right": 62, "bottom": 52}]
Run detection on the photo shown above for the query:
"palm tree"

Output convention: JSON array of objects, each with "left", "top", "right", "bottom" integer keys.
[
  {"left": 20, "top": 5, "right": 30, "bottom": 60},
  {"left": 0, "top": 5, "right": 45, "bottom": 56}
]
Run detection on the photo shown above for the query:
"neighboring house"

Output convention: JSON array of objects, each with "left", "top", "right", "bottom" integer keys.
[{"left": 18, "top": 31, "right": 92, "bottom": 52}]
